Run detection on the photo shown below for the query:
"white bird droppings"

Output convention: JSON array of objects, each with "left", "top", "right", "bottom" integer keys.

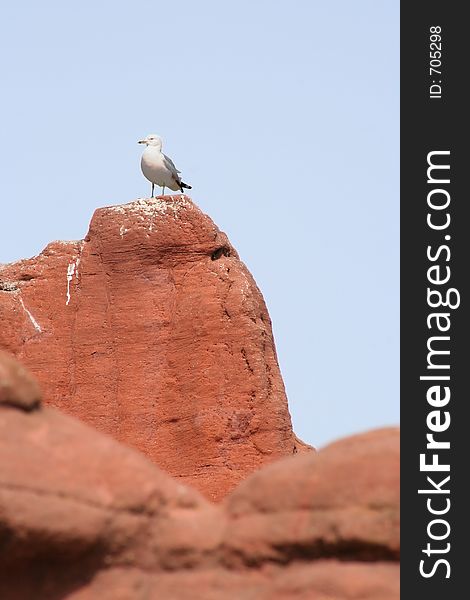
[
  {"left": 107, "top": 196, "right": 191, "bottom": 220},
  {"left": 66, "top": 257, "right": 81, "bottom": 306},
  {"left": 19, "top": 297, "right": 42, "bottom": 333}
]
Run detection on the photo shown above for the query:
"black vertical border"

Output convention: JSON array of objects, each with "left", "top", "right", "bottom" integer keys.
[{"left": 401, "top": 2, "right": 467, "bottom": 597}]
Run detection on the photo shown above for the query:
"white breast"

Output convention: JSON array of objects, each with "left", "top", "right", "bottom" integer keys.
[{"left": 141, "top": 147, "right": 179, "bottom": 190}]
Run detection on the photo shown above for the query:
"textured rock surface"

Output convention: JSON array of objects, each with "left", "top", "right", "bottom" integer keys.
[
  {"left": 0, "top": 196, "right": 305, "bottom": 501},
  {"left": 0, "top": 353, "right": 399, "bottom": 600}
]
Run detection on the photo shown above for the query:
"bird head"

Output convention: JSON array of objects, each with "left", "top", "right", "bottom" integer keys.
[{"left": 138, "top": 134, "right": 162, "bottom": 149}]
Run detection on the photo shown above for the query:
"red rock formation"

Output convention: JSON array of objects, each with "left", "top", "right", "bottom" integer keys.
[
  {"left": 0, "top": 350, "right": 223, "bottom": 600},
  {"left": 0, "top": 196, "right": 306, "bottom": 501},
  {"left": 0, "top": 352, "right": 399, "bottom": 600},
  {"left": 0, "top": 350, "right": 41, "bottom": 411},
  {"left": 223, "top": 427, "right": 400, "bottom": 566}
]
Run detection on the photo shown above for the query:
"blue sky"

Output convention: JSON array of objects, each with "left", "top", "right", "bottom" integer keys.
[{"left": 0, "top": 1, "right": 399, "bottom": 447}]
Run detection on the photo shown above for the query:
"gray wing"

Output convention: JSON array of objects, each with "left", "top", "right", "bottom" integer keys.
[{"left": 163, "top": 153, "right": 181, "bottom": 176}]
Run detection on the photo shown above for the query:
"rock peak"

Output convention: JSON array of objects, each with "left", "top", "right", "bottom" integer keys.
[{"left": 104, "top": 194, "right": 193, "bottom": 217}]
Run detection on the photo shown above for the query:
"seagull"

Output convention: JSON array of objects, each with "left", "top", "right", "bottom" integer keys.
[{"left": 138, "top": 134, "right": 192, "bottom": 198}]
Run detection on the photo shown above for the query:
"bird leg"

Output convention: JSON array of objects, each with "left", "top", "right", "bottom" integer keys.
[
  {"left": 162, "top": 186, "right": 165, "bottom": 197},
  {"left": 151, "top": 183, "right": 154, "bottom": 198}
]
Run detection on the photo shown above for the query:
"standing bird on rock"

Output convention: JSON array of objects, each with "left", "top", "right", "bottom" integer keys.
[{"left": 138, "top": 134, "right": 192, "bottom": 198}]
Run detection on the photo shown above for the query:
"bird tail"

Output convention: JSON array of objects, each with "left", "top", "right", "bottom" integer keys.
[{"left": 179, "top": 181, "right": 192, "bottom": 192}]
